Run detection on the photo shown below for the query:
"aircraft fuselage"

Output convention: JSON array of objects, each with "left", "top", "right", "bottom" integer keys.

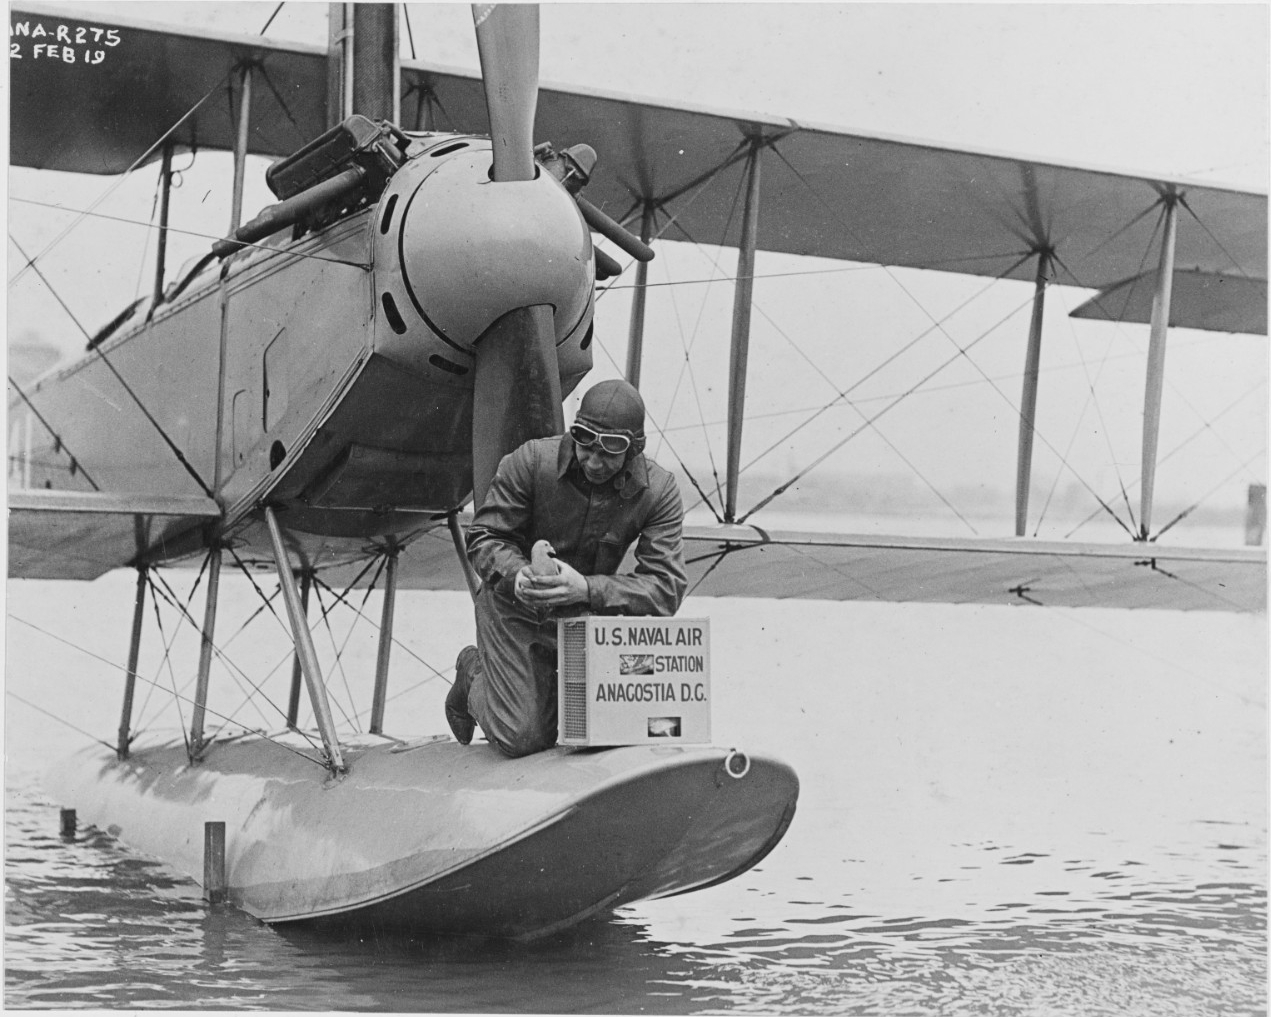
[{"left": 8, "top": 132, "right": 597, "bottom": 570}]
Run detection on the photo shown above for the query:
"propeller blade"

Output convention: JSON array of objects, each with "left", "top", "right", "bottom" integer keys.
[
  {"left": 471, "top": 305, "right": 563, "bottom": 508},
  {"left": 472, "top": 4, "right": 540, "bottom": 183}
]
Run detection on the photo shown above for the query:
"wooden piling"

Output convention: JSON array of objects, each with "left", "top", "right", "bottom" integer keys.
[
  {"left": 203, "top": 821, "right": 227, "bottom": 904},
  {"left": 59, "top": 808, "right": 76, "bottom": 838}
]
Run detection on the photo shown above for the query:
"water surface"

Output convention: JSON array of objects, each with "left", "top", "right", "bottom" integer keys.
[{"left": 6, "top": 586, "right": 1266, "bottom": 1013}]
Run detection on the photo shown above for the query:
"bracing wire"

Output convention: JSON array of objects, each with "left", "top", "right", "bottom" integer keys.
[
  {"left": 310, "top": 569, "right": 376, "bottom": 733},
  {"left": 752, "top": 290, "right": 983, "bottom": 535},
  {"left": 143, "top": 575, "right": 192, "bottom": 756},
  {"left": 259, "top": 3, "right": 285, "bottom": 35},
  {"left": 700, "top": 258, "right": 1027, "bottom": 520},
  {"left": 7, "top": 614, "right": 327, "bottom": 769},
  {"left": 1153, "top": 449, "right": 1267, "bottom": 541},
  {"left": 6, "top": 374, "right": 102, "bottom": 491},
  {"left": 1051, "top": 219, "right": 1166, "bottom": 526},
  {"left": 146, "top": 568, "right": 276, "bottom": 732},
  {"left": 131, "top": 167, "right": 163, "bottom": 302},
  {"left": 135, "top": 558, "right": 212, "bottom": 732},
  {"left": 222, "top": 584, "right": 283, "bottom": 650},
  {"left": 225, "top": 546, "right": 291, "bottom": 638},
  {"left": 648, "top": 140, "right": 751, "bottom": 240},
  {"left": 1032, "top": 278, "right": 1137, "bottom": 535},
  {"left": 208, "top": 551, "right": 326, "bottom": 740},
  {"left": 1047, "top": 205, "right": 1262, "bottom": 537},
  {"left": 7, "top": 0, "right": 292, "bottom": 288},
  {"left": 590, "top": 323, "right": 725, "bottom": 523},
  {"left": 9, "top": 233, "right": 217, "bottom": 499},
  {"left": 8, "top": 85, "right": 223, "bottom": 290},
  {"left": 603, "top": 263, "right": 877, "bottom": 292},
  {"left": 1062, "top": 377, "right": 1268, "bottom": 540},
  {"left": 147, "top": 567, "right": 305, "bottom": 739},
  {"left": 765, "top": 146, "right": 1141, "bottom": 531},
  {"left": 1177, "top": 194, "right": 1256, "bottom": 281},
  {"left": 739, "top": 292, "right": 1042, "bottom": 524},
  {"left": 6, "top": 691, "right": 117, "bottom": 754},
  {"left": 253, "top": 65, "right": 307, "bottom": 141},
  {"left": 10, "top": 198, "right": 370, "bottom": 270},
  {"left": 311, "top": 574, "right": 454, "bottom": 688},
  {"left": 653, "top": 331, "right": 1233, "bottom": 440},
  {"left": 648, "top": 174, "right": 747, "bottom": 512}
]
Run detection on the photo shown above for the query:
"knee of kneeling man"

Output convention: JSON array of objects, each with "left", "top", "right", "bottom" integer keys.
[{"left": 496, "top": 724, "right": 556, "bottom": 759}]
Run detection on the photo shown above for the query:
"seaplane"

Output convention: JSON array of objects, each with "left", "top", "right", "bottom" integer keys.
[{"left": 7, "top": 2, "right": 1266, "bottom": 940}]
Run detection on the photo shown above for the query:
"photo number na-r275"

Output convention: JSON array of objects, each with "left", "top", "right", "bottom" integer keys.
[{"left": 10, "top": 20, "right": 121, "bottom": 65}]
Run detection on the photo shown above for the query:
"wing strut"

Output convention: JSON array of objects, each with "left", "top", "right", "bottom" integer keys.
[
  {"left": 285, "top": 569, "right": 312, "bottom": 730},
  {"left": 368, "top": 546, "right": 399, "bottom": 735},
  {"left": 625, "top": 202, "right": 657, "bottom": 388},
  {"left": 724, "top": 137, "right": 764, "bottom": 522},
  {"left": 1139, "top": 195, "right": 1179, "bottom": 539},
  {"left": 1014, "top": 249, "right": 1052, "bottom": 535},
  {"left": 189, "top": 545, "right": 224, "bottom": 761},
  {"left": 148, "top": 142, "right": 174, "bottom": 317},
  {"left": 116, "top": 567, "right": 148, "bottom": 760},
  {"left": 266, "top": 507, "right": 346, "bottom": 775},
  {"left": 230, "top": 65, "right": 253, "bottom": 232},
  {"left": 448, "top": 511, "right": 481, "bottom": 600}
]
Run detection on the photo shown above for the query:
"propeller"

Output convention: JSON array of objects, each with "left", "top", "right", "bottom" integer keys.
[
  {"left": 472, "top": 306, "right": 564, "bottom": 509},
  {"left": 469, "top": 4, "right": 563, "bottom": 509},
  {"left": 472, "top": 4, "right": 540, "bottom": 182}
]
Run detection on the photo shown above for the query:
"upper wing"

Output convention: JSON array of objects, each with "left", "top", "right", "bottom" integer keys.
[
  {"left": 334, "top": 518, "right": 1265, "bottom": 613},
  {"left": 405, "top": 63, "right": 1267, "bottom": 334},
  {"left": 8, "top": 490, "right": 221, "bottom": 580},
  {"left": 1070, "top": 269, "right": 1267, "bottom": 335},
  {"left": 12, "top": 3, "right": 1264, "bottom": 334},
  {"left": 10, "top": 2, "right": 325, "bottom": 172}
]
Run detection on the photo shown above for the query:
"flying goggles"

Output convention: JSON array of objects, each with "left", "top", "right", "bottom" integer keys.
[{"left": 570, "top": 423, "right": 632, "bottom": 455}]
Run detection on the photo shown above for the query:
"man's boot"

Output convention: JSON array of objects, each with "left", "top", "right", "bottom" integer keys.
[{"left": 446, "top": 645, "right": 479, "bottom": 744}]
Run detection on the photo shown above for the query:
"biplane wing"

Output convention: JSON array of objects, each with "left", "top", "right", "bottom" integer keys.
[
  {"left": 317, "top": 520, "right": 1267, "bottom": 613},
  {"left": 8, "top": 490, "right": 220, "bottom": 581},
  {"left": 10, "top": 2, "right": 1267, "bottom": 333},
  {"left": 1070, "top": 269, "right": 1268, "bottom": 334},
  {"left": 9, "top": 3, "right": 325, "bottom": 172},
  {"left": 406, "top": 67, "right": 1268, "bottom": 334},
  {"left": 8, "top": 4, "right": 1266, "bottom": 611},
  {"left": 675, "top": 527, "right": 1267, "bottom": 612}
]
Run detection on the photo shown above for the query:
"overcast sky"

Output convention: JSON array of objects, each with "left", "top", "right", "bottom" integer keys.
[{"left": 7, "top": 2, "right": 1268, "bottom": 539}]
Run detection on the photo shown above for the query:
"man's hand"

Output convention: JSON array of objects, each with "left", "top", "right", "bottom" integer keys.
[{"left": 514, "top": 559, "right": 589, "bottom": 607}]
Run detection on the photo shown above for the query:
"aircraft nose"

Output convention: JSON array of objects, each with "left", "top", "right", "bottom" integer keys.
[{"left": 395, "top": 148, "right": 594, "bottom": 352}]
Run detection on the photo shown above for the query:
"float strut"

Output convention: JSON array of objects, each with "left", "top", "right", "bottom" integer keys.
[
  {"left": 625, "top": 202, "right": 657, "bottom": 388},
  {"left": 448, "top": 511, "right": 480, "bottom": 601},
  {"left": 188, "top": 545, "right": 223, "bottom": 761},
  {"left": 285, "top": 569, "right": 311, "bottom": 730},
  {"left": 117, "top": 566, "right": 148, "bottom": 760},
  {"left": 264, "top": 507, "right": 346, "bottom": 774},
  {"left": 724, "top": 137, "right": 764, "bottom": 523},
  {"left": 369, "top": 547, "right": 399, "bottom": 735},
  {"left": 1138, "top": 195, "right": 1179, "bottom": 539},
  {"left": 1014, "top": 250, "right": 1051, "bottom": 536}
]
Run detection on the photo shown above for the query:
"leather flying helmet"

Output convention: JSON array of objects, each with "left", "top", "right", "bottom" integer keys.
[{"left": 573, "top": 379, "right": 646, "bottom": 459}]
